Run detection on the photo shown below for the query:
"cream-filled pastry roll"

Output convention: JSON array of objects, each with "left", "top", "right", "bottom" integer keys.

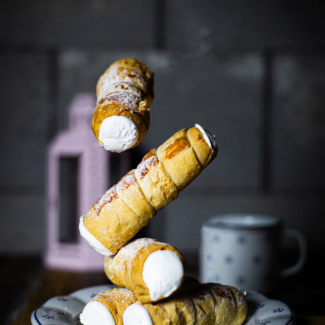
[
  {"left": 80, "top": 288, "right": 137, "bottom": 325},
  {"left": 80, "top": 125, "right": 218, "bottom": 256},
  {"left": 92, "top": 58, "right": 154, "bottom": 152},
  {"left": 104, "top": 238, "right": 185, "bottom": 304},
  {"left": 123, "top": 282, "right": 247, "bottom": 325}
]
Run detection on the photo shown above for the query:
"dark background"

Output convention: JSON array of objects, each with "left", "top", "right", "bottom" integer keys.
[{"left": 0, "top": 0, "right": 325, "bottom": 320}]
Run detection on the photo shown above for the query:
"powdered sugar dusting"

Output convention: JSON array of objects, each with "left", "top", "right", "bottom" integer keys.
[
  {"left": 108, "top": 238, "right": 161, "bottom": 276},
  {"left": 98, "top": 63, "right": 151, "bottom": 110},
  {"left": 105, "top": 92, "right": 141, "bottom": 111},
  {"left": 93, "top": 288, "right": 136, "bottom": 304},
  {"left": 98, "top": 81, "right": 142, "bottom": 102},
  {"left": 105, "top": 65, "right": 149, "bottom": 91},
  {"left": 98, "top": 87, "right": 141, "bottom": 113},
  {"left": 135, "top": 155, "right": 157, "bottom": 180},
  {"left": 94, "top": 186, "right": 118, "bottom": 215},
  {"left": 117, "top": 170, "right": 137, "bottom": 192}
]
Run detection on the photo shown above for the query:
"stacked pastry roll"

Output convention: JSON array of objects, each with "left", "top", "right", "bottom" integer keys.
[
  {"left": 79, "top": 124, "right": 218, "bottom": 256},
  {"left": 78, "top": 123, "right": 247, "bottom": 325},
  {"left": 80, "top": 238, "right": 188, "bottom": 325},
  {"left": 92, "top": 58, "right": 154, "bottom": 152},
  {"left": 104, "top": 238, "right": 185, "bottom": 304},
  {"left": 80, "top": 281, "right": 247, "bottom": 325},
  {"left": 123, "top": 281, "right": 247, "bottom": 325},
  {"left": 80, "top": 288, "right": 137, "bottom": 325}
]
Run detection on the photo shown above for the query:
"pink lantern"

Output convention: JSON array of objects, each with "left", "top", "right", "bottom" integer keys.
[{"left": 44, "top": 93, "right": 108, "bottom": 271}]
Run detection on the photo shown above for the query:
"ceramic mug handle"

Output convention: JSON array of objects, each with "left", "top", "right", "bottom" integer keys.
[{"left": 280, "top": 229, "right": 307, "bottom": 277}]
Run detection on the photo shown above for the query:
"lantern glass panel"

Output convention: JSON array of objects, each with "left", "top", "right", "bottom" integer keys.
[{"left": 59, "top": 157, "right": 79, "bottom": 244}]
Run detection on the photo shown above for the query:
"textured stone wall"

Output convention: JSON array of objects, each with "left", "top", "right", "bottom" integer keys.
[{"left": 0, "top": 0, "right": 324, "bottom": 255}]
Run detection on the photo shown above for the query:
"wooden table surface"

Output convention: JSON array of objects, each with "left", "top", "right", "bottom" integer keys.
[{"left": 1, "top": 254, "right": 324, "bottom": 325}]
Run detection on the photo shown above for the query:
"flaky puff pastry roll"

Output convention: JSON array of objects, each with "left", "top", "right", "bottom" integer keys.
[
  {"left": 92, "top": 58, "right": 154, "bottom": 152},
  {"left": 104, "top": 238, "right": 185, "bottom": 304},
  {"left": 79, "top": 125, "right": 218, "bottom": 256},
  {"left": 80, "top": 288, "right": 137, "bottom": 325},
  {"left": 123, "top": 282, "right": 247, "bottom": 325}
]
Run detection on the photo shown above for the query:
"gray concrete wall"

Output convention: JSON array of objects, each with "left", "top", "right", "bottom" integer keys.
[{"left": 0, "top": 0, "right": 324, "bottom": 256}]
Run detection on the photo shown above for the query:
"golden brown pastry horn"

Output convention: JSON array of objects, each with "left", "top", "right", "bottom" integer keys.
[
  {"left": 91, "top": 58, "right": 154, "bottom": 152},
  {"left": 123, "top": 282, "right": 247, "bottom": 325},
  {"left": 80, "top": 288, "right": 137, "bottom": 325},
  {"left": 79, "top": 125, "right": 218, "bottom": 256},
  {"left": 104, "top": 238, "right": 185, "bottom": 304}
]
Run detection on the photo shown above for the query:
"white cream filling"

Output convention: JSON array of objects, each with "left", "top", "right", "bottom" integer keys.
[
  {"left": 80, "top": 301, "right": 115, "bottom": 325},
  {"left": 123, "top": 303, "right": 153, "bottom": 325},
  {"left": 79, "top": 216, "right": 113, "bottom": 256},
  {"left": 195, "top": 124, "right": 218, "bottom": 152},
  {"left": 142, "top": 250, "right": 184, "bottom": 301},
  {"left": 99, "top": 116, "right": 139, "bottom": 153}
]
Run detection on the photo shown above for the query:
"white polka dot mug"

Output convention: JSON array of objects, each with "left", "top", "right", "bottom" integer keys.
[{"left": 200, "top": 214, "right": 307, "bottom": 293}]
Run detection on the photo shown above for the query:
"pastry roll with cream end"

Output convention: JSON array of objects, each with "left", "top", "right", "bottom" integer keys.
[
  {"left": 187, "top": 124, "right": 217, "bottom": 169},
  {"left": 80, "top": 288, "right": 137, "bottom": 325},
  {"left": 156, "top": 124, "right": 217, "bottom": 191},
  {"left": 92, "top": 58, "right": 154, "bottom": 152},
  {"left": 79, "top": 186, "right": 140, "bottom": 256},
  {"left": 123, "top": 282, "right": 247, "bottom": 325},
  {"left": 104, "top": 238, "right": 185, "bottom": 304},
  {"left": 80, "top": 125, "right": 218, "bottom": 256}
]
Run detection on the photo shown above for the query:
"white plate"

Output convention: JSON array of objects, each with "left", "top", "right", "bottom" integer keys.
[{"left": 31, "top": 285, "right": 294, "bottom": 325}]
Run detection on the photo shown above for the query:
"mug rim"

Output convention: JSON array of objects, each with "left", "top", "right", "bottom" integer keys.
[{"left": 203, "top": 213, "right": 282, "bottom": 230}]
